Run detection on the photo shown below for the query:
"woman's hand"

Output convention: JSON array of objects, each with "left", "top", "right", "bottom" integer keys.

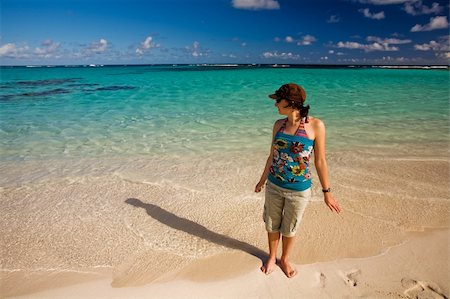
[
  {"left": 324, "top": 193, "right": 341, "bottom": 213},
  {"left": 255, "top": 181, "right": 265, "bottom": 193}
]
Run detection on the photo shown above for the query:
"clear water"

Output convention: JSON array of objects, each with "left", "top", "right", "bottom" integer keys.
[{"left": 1, "top": 66, "right": 449, "bottom": 161}]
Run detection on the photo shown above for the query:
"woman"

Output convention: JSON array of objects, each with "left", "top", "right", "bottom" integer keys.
[{"left": 255, "top": 83, "right": 341, "bottom": 278}]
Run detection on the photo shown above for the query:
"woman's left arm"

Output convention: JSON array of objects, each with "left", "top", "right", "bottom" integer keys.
[{"left": 313, "top": 119, "right": 341, "bottom": 214}]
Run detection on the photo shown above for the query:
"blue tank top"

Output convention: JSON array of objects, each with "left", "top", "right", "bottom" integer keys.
[{"left": 268, "top": 118, "right": 314, "bottom": 191}]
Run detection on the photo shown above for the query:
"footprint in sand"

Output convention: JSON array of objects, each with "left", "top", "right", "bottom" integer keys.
[
  {"left": 314, "top": 272, "right": 326, "bottom": 288},
  {"left": 338, "top": 269, "right": 361, "bottom": 287},
  {"left": 401, "top": 278, "right": 448, "bottom": 299}
]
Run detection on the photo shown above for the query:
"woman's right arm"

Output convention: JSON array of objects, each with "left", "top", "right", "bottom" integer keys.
[{"left": 255, "top": 120, "right": 281, "bottom": 193}]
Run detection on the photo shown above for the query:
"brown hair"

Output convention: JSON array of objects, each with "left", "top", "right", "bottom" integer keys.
[{"left": 283, "top": 101, "right": 310, "bottom": 123}]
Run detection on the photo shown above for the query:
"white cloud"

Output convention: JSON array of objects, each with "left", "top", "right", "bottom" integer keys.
[
  {"left": 0, "top": 43, "right": 30, "bottom": 58},
  {"left": 404, "top": 1, "right": 443, "bottom": 15},
  {"left": 72, "top": 38, "right": 108, "bottom": 59},
  {"left": 136, "top": 36, "right": 159, "bottom": 56},
  {"left": 410, "top": 16, "right": 449, "bottom": 32},
  {"left": 232, "top": 0, "right": 280, "bottom": 10},
  {"left": 90, "top": 38, "right": 108, "bottom": 53},
  {"left": 185, "top": 41, "right": 209, "bottom": 57},
  {"left": 262, "top": 51, "right": 300, "bottom": 60},
  {"left": 35, "top": 40, "right": 60, "bottom": 58},
  {"left": 414, "top": 40, "right": 440, "bottom": 51},
  {"left": 336, "top": 41, "right": 399, "bottom": 51},
  {"left": 276, "top": 35, "right": 316, "bottom": 45},
  {"left": 358, "top": 0, "right": 410, "bottom": 4},
  {"left": 328, "top": 50, "right": 344, "bottom": 56},
  {"left": 327, "top": 14, "right": 340, "bottom": 23},
  {"left": 297, "top": 35, "right": 317, "bottom": 46},
  {"left": 336, "top": 41, "right": 363, "bottom": 49},
  {"left": 366, "top": 36, "right": 411, "bottom": 44},
  {"left": 222, "top": 53, "right": 237, "bottom": 58},
  {"left": 359, "top": 8, "right": 385, "bottom": 20},
  {"left": 285, "top": 36, "right": 294, "bottom": 43},
  {"left": 414, "top": 36, "right": 450, "bottom": 54},
  {"left": 381, "top": 56, "right": 410, "bottom": 62},
  {"left": 142, "top": 37, "right": 154, "bottom": 49},
  {"left": 241, "top": 42, "right": 247, "bottom": 47},
  {"left": 192, "top": 41, "right": 201, "bottom": 57},
  {"left": 0, "top": 43, "right": 18, "bottom": 56}
]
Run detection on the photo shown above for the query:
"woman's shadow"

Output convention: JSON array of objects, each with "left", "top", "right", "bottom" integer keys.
[{"left": 125, "top": 198, "right": 267, "bottom": 263}]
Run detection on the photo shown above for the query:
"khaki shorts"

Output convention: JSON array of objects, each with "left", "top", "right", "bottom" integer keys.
[{"left": 263, "top": 181, "right": 311, "bottom": 237}]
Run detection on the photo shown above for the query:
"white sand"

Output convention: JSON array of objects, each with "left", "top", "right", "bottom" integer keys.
[
  {"left": 7, "top": 228, "right": 449, "bottom": 299},
  {"left": 1, "top": 150, "right": 449, "bottom": 298}
]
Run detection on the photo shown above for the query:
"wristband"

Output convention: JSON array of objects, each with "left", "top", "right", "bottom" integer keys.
[{"left": 322, "top": 188, "right": 331, "bottom": 193}]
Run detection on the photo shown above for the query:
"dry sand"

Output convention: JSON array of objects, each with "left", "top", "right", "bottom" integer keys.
[
  {"left": 1, "top": 149, "right": 449, "bottom": 298},
  {"left": 6, "top": 228, "right": 449, "bottom": 299}
]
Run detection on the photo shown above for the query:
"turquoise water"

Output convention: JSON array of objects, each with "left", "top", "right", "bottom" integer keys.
[{"left": 1, "top": 66, "right": 449, "bottom": 161}]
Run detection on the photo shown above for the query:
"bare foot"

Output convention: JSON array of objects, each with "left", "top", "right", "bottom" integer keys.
[
  {"left": 279, "top": 259, "right": 297, "bottom": 278},
  {"left": 261, "top": 257, "right": 276, "bottom": 275}
]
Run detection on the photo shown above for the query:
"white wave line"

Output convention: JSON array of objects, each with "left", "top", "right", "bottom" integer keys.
[{"left": 0, "top": 266, "right": 111, "bottom": 274}]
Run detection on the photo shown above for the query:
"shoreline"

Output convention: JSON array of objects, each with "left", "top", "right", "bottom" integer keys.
[{"left": 4, "top": 227, "right": 448, "bottom": 298}]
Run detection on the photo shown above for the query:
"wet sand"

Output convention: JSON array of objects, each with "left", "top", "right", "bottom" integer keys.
[{"left": 1, "top": 148, "right": 449, "bottom": 298}]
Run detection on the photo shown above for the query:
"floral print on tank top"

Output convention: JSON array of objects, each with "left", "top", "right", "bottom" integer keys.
[{"left": 269, "top": 119, "right": 314, "bottom": 187}]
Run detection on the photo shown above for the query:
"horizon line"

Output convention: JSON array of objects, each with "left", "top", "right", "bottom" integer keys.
[{"left": 1, "top": 63, "right": 449, "bottom": 69}]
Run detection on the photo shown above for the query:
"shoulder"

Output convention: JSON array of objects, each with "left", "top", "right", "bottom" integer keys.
[
  {"left": 274, "top": 118, "right": 286, "bottom": 126},
  {"left": 308, "top": 117, "right": 326, "bottom": 139},
  {"left": 272, "top": 118, "right": 286, "bottom": 134},
  {"left": 308, "top": 116, "right": 325, "bottom": 130}
]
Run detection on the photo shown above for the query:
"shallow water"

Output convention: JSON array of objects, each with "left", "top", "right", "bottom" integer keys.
[{"left": 1, "top": 66, "right": 448, "bottom": 163}]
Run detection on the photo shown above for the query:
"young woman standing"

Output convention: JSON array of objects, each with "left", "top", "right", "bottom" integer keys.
[{"left": 255, "top": 83, "right": 341, "bottom": 278}]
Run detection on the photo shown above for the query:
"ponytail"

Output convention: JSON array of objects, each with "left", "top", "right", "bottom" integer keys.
[{"left": 283, "top": 101, "right": 310, "bottom": 122}]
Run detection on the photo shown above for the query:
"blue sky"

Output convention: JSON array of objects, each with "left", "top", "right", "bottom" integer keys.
[{"left": 1, "top": 0, "right": 449, "bottom": 65}]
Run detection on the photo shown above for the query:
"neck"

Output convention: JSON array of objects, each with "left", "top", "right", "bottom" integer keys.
[{"left": 287, "top": 111, "right": 301, "bottom": 125}]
